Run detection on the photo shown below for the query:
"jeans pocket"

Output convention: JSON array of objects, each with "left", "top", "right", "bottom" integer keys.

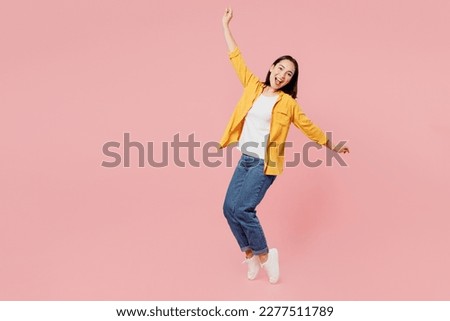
[{"left": 239, "top": 154, "right": 260, "bottom": 169}]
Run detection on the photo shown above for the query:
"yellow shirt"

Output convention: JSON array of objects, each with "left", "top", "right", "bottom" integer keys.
[{"left": 219, "top": 47, "right": 328, "bottom": 175}]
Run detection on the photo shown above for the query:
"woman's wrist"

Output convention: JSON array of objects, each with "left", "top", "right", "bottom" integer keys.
[{"left": 325, "top": 139, "right": 333, "bottom": 151}]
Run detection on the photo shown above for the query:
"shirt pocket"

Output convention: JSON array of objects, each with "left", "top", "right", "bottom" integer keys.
[{"left": 274, "top": 110, "right": 291, "bottom": 125}]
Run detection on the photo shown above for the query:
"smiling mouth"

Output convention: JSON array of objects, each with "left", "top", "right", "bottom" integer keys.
[{"left": 275, "top": 78, "right": 283, "bottom": 86}]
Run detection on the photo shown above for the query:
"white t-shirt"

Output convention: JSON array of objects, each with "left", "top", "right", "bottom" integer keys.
[{"left": 238, "top": 94, "right": 279, "bottom": 159}]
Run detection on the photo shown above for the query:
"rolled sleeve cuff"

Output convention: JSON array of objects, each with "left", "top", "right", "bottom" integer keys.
[
  {"left": 318, "top": 134, "right": 328, "bottom": 146},
  {"left": 228, "top": 47, "right": 241, "bottom": 59}
]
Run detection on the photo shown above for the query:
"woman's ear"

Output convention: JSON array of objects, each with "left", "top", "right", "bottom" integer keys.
[{"left": 269, "top": 64, "right": 275, "bottom": 73}]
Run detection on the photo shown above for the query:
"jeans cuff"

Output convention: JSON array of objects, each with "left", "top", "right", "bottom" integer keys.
[{"left": 242, "top": 247, "right": 268, "bottom": 256}]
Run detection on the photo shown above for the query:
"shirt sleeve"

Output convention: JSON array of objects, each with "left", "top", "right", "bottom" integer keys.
[
  {"left": 292, "top": 103, "right": 328, "bottom": 145},
  {"left": 229, "top": 47, "right": 260, "bottom": 88}
]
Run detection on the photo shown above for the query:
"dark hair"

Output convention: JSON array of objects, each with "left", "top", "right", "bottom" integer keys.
[{"left": 264, "top": 55, "right": 299, "bottom": 99}]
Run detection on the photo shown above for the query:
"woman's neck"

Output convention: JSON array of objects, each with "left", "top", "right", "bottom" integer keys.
[{"left": 263, "top": 86, "right": 278, "bottom": 96}]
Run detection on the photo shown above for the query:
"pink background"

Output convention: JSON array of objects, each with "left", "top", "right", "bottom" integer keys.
[{"left": 1, "top": 0, "right": 449, "bottom": 300}]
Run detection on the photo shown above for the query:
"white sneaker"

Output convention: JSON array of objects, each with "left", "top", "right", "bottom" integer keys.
[
  {"left": 243, "top": 255, "right": 260, "bottom": 280},
  {"left": 261, "top": 248, "right": 280, "bottom": 284}
]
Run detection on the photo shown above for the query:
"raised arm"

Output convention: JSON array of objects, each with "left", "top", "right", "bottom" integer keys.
[
  {"left": 222, "top": 8, "right": 259, "bottom": 87},
  {"left": 222, "top": 8, "right": 237, "bottom": 52}
]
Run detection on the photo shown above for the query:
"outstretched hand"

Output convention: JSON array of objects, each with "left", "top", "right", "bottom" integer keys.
[
  {"left": 325, "top": 139, "right": 350, "bottom": 154},
  {"left": 336, "top": 146, "right": 350, "bottom": 154},
  {"left": 223, "top": 7, "right": 233, "bottom": 26}
]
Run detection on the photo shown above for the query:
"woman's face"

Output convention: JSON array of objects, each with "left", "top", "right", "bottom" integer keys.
[{"left": 269, "top": 59, "right": 295, "bottom": 90}]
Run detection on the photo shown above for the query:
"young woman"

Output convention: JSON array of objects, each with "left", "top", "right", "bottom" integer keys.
[{"left": 220, "top": 8, "right": 349, "bottom": 284}]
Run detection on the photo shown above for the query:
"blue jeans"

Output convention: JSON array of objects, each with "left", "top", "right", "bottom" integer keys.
[{"left": 223, "top": 154, "right": 277, "bottom": 255}]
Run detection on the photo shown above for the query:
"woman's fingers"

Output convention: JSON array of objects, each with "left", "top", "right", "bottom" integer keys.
[
  {"left": 223, "top": 7, "right": 233, "bottom": 25},
  {"left": 224, "top": 7, "right": 233, "bottom": 18}
]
